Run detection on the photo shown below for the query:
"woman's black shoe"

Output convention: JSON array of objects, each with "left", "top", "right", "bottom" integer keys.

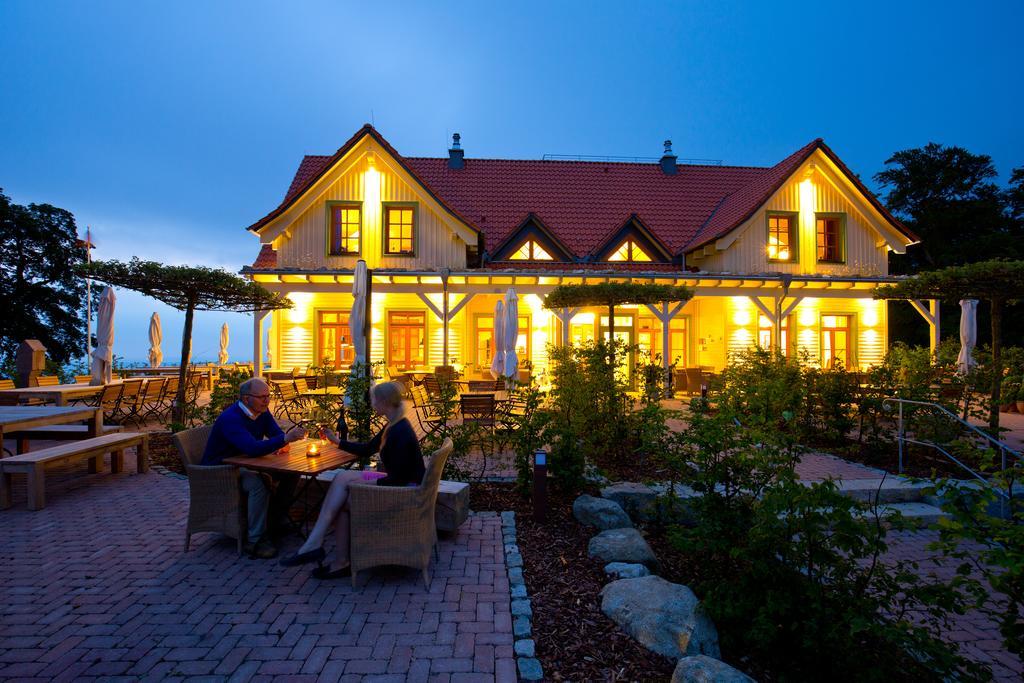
[
  {"left": 312, "top": 564, "right": 351, "bottom": 580},
  {"left": 279, "top": 547, "right": 325, "bottom": 567}
]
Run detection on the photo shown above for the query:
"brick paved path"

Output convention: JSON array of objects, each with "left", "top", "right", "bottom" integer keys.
[{"left": 0, "top": 456, "right": 516, "bottom": 682}]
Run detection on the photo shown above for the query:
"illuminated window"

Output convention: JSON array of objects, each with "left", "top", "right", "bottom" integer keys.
[
  {"left": 816, "top": 215, "right": 845, "bottom": 263},
  {"left": 384, "top": 206, "right": 416, "bottom": 255},
  {"left": 318, "top": 311, "right": 353, "bottom": 367},
  {"left": 388, "top": 311, "right": 426, "bottom": 370},
  {"left": 758, "top": 315, "right": 790, "bottom": 355},
  {"left": 607, "top": 239, "right": 652, "bottom": 262},
  {"left": 509, "top": 239, "right": 553, "bottom": 261},
  {"left": 475, "top": 314, "right": 531, "bottom": 368},
  {"left": 767, "top": 213, "right": 797, "bottom": 262},
  {"left": 328, "top": 204, "right": 361, "bottom": 255},
  {"left": 821, "top": 314, "right": 853, "bottom": 369}
]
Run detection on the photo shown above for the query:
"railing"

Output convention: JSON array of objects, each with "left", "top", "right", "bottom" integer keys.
[{"left": 884, "top": 398, "right": 1019, "bottom": 504}]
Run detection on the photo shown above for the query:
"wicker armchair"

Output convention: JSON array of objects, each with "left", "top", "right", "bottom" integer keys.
[
  {"left": 348, "top": 437, "right": 453, "bottom": 588},
  {"left": 172, "top": 425, "right": 246, "bottom": 554}
]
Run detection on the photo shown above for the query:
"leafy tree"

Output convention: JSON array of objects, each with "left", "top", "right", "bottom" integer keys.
[
  {"left": 874, "top": 143, "right": 1020, "bottom": 273},
  {"left": 875, "top": 260, "right": 1024, "bottom": 431},
  {"left": 81, "top": 258, "right": 291, "bottom": 422},
  {"left": 0, "top": 189, "right": 87, "bottom": 367},
  {"left": 1007, "top": 166, "right": 1024, "bottom": 223}
]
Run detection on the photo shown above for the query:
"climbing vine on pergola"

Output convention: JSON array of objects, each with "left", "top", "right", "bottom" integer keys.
[
  {"left": 81, "top": 258, "right": 292, "bottom": 423},
  {"left": 875, "top": 259, "right": 1024, "bottom": 431},
  {"left": 544, "top": 282, "right": 694, "bottom": 365}
]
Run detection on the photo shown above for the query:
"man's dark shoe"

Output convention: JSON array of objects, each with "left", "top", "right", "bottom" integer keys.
[{"left": 244, "top": 538, "right": 279, "bottom": 560}]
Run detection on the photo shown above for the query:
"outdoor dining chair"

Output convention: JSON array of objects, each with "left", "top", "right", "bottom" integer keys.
[
  {"left": 152, "top": 376, "right": 180, "bottom": 421},
  {"left": 172, "top": 424, "right": 246, "bottom": 555},
  {"left": 111, "top": 380, "right": 144, "bottom": 424},
  {"left": 423, "top": 375, "right": 443, "bottom": 398},
  {"left": 128, "top": 377, "right": 165, "bottom": 426},
  {"left": 411, "top": 385, "right": 444, "bottom": 443},
  {"left": 271, "top": 381, "right": 309, "bottom": 425},
  {"left": 348, "top": 437, "right": 453, "bottom": 588},
  {"left": 434, "top": 365, "right": 456, "bottom": 383},
  {"left": 467, "top": 380, "right": 498, "bottom": 392},
  {"left": 33, "top": 375, "right": 61, "bottom": 387},
  {"left": 294, "top": 377, "right": 311, "bottom": 395},
  {"left": 74, "top": 375, "right": 93, "bottom": 384}
]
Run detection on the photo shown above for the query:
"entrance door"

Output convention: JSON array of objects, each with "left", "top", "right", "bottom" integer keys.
[
  {"left": 388, "top": 311, "right": 426, "bottom": 370},
  {"left": 599, "top": 314, "right": 636, "bottom": 384},
  {"left": 318, "top": 310, "right": 353, "bottom": 368}
]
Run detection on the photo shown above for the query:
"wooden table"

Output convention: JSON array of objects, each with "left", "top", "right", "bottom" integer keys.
[
  {"left": 224, "top": 440, "right": 358, "bottom": 535},
  {"left": 0, "top": 406, "right": 103, "bottom": 454},
  {"left": 0, "top": 383, "right": 103, "bottom": 407}
]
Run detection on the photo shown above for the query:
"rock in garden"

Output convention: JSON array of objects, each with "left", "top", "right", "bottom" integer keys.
[
  {"left": 672, "top": 655, "right": 753, "bottom": 682},
  {"left": 588, "top": 528, "right": 658, "bottom": 568},
  {"left": 601, "top": 481, "right": 658, "bottom": 522},
  {"left": 600, "top": 575, "right": 720, "bottom": 660},
  {"left": 603, "top": 562, "right": 650, "bottom": 579},
  {"left": 573, "top": 494, "right": 633, "bottom": 530}
]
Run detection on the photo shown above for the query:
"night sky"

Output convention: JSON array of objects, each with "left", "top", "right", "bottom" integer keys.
[{"left": 2, "top": 0, "right": 1021, "bottom": 362}]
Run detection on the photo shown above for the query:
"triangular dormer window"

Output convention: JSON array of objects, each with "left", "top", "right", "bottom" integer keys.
[
  {"left": 509, "top": 239, "right": 554, "bottom": 261},
  {"left": 607, "top": 238, "right": 653, "bottom": 262}
]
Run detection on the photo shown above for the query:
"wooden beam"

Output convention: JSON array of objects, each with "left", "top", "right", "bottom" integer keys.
[
  {"left": 780, "top": 296, "right": 803, "bottom": 320},
  {"left": 446, "top": 294, "right": 475, "bottom": 321},
  {"left": 416, "top": 293, "right": 444, "bottom": 321},
  {"left": 748, "top": 296, "right": 775, "bottom": 323}
]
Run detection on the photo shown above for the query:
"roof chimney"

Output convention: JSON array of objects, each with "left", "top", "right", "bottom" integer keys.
[
  {"left": 448, "top": 133, "right": 464, "bottom": 170},
  {"left": 660, "top": 139, "right": 677, "bottom": 175}
]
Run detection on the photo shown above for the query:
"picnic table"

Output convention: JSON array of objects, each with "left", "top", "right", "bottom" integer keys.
[
  {"left": 224, "top": 439, "right": 358, "bottom": 534},
  {"left": 0, "top": 383, "right": 103, "bottom": 407},
  {"left": 0, "top": 405, "right": 104, "bottom": 456}
]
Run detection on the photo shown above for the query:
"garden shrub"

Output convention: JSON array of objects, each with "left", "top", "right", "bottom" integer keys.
[
  {"left": 670, "top": 406, "right": 989, "bottom": 681},
  {"left": 200, "top": 366, "right": 253, "bottom": 425}
]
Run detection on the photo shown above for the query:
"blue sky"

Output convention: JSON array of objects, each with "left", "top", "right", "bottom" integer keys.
[{"left": 2, "top": 0, "right": 1021, "bottom": 363}]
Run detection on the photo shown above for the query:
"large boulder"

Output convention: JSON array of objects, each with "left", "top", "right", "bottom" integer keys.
[
  {"left": 604, "top": 562, "right": 650, "bottom": 579},
  {"left": 600, "top": 575, "right": 719, "bottom": 660},
  {"left": 672, "top": 655, "right": 753, "bottom": 683},
  {"left": 588, "top": 528, "right": 658, "bottom": 568},
  {"left": 573, "top": 494, "right": 633, "bottom": 530},
  {"left": 601, "top": 482, "right": 658, "bottom": 521}
]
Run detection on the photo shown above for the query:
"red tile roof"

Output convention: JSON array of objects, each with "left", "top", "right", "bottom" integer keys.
[
  {"left": 252, "top": 244, "right": 277, "bottom": 269},
  {"left": 247, "top": 126, "right": 913, "bottom": 266}
]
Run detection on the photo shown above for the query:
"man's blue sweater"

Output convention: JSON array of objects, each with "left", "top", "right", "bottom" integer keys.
[{"left": 201, "top": 402, "right": 286, "bottom": 465}]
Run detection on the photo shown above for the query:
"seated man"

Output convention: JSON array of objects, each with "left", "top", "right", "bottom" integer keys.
[{"left": 202, "top": 377, "right": 305, "bottom": 559}]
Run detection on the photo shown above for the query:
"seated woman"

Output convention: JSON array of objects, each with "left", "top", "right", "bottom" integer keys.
[{"left": 280, "top": 381, "right": 425, "bottom": 578}]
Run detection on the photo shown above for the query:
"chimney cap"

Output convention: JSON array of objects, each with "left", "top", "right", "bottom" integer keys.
[
  {"left": 451, "top": 132, "right": 461, "bottom": 150},
  {"left": 663, "top": 139, "right": 673, "bottom": 155}
]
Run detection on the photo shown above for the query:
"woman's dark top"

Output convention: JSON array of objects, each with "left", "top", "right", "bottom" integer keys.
[{"left": 337, "top": 417, "right": 425, "bottom": 487}]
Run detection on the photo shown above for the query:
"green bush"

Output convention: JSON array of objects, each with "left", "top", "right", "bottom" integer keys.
[
  {"left": 200, "top": 367, "right": 254, "bottom": 425},
  {"left": 671, "top": 407, "right": 989, "bottom": 681}
]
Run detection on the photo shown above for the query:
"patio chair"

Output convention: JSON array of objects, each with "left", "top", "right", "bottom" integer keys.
[
  {"left": 434, "top": 365, "right": 456, "bottom": 383},
  {"left": 172, "top": 424, "right": 246, "bottom": 554},
  {"left": 129, "top": 377, "right": 165, "bottom": 426},
  {"left": 271, "top": 381, "right": 308, "bottom": 425},
  {"left": 110, "top": 379, "right": 144, "bottom": 424},
  {"left": 460, "top": 393, "right": 497, "bottom": 468},
  {"left": 152, "top": 376, "right": 180, "bottom": 421},
  {"left": 32, "top": 375, "right": 61, "bottom": 387},
  {"left": 348, "top": 437, "right": 453, "bottom": 587},
  {"left": 294, "top": 377, "right": 311, "bottom": 394},
  {"left": 74, "top": 375, "right": 93, "bottom": 384},
  {"left": 683, "top": 368, "right": 703, "bottom": 396},
  {"left": 467, "top": 380, "right": 498, "bottom": 392},
  {"left": 0, "top": 378, "right": 17, "bottom": 407},
  {"left": 411, "top": 385, "right": 445, "bottom": 443},
  {"left": 423, "top": 375, "right": 443, "bottom": 398}
]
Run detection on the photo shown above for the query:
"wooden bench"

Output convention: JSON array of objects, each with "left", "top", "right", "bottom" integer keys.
[
  {"left": 0, "top": 432, "right": 149, "bottom": 511},
  {"left": 436, "top": 480, "right": 470, "bottom": 532},
  {"left": 7, "top": 424, "right": 124, "bottom": 454}
]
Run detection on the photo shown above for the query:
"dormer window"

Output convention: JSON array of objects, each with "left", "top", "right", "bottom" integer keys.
[
  {"left": 767, "top": 212, "right": 798, "bottom": 262},
  {"left": 509, "top": 239, "right": 553, "bottom": 261},
  {"left": 607, "top": 238, "right": 652, "bottom": 262},
  {"left": 328, "top": 203, "right": 361, "bottom": 255}
]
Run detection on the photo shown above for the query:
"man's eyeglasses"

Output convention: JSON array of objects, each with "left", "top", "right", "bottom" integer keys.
[{"left": 244, "top": 393, "right": 271, "bottom": 400}]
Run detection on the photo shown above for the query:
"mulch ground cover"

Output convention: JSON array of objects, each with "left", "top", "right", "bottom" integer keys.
[
  {"left": 471, "top": 482, "right": 678, "bottom": 682},
  {"left": 149, "top": 431, "right": 185, "bottom": 474}
]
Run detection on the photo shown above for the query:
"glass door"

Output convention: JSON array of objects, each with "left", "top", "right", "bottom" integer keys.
[{"left": 388, "top": 311, "right": 426, "bottom": 370}]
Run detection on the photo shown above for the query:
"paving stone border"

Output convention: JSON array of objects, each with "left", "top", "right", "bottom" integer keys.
[{"left": 502, "top": 510, "right": 544, "bottom": 681}]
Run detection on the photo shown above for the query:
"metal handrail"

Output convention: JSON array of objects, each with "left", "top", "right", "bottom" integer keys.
[{"left": 883, "top": 398, "right": 1018, "bottom": 504}]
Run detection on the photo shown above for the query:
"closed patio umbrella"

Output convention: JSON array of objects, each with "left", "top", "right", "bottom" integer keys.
[
  {"left": 489, "top": 300, "right": 504, "bottom": 379},
  {"left": 148, "top": 312, "right": 163, "bottom": 368},
  {"left": 350, "top": 260, "right": 368, "bottom": 368},
  {"left": 957, "top": 299, "right": 978, "bottom": 375},
  {"left": 218, "top": 323, "right": 230, "bottom": 365},
  {"left": 91, "top": 287, "right": 116, "bottom": 385},
  {"left": 503, "top": 289, "right": 519, "bottom": 380}
]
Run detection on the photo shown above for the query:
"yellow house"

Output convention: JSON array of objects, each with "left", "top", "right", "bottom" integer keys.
[{"left": 243, "top": 125, "right": 929, "bottom": 381}]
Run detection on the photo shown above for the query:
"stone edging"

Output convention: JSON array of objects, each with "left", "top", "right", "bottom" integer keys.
[{"left": 501, "top": 510, "right": 544, "bottom": 681}]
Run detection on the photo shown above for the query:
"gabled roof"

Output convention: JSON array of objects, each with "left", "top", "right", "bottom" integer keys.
[
  {"left": 490, "top": 213, "right": 575, "bottom": 261},
  {"left": 687, "top": 139, "right": 916, "bottom": 252},
  {"left": 247, "top": 124, "right": 480, "bottom": 236},
  {"left": 247, "top": 128, "right": 915, "bottom": 261}
]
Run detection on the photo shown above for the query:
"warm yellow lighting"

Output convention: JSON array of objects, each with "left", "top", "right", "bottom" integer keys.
[
  {"left": 798, "top": 299, "right": 819, "bottom": 327},
  {"left": 287, "top": 292, "right": 312, "bottom": 323},
  {"left": 733, "top": 310, "right": 751, "bottom": 326},
  {"left": 510, "top": 240, "right": 554, "bottom": 260},
  {"left": 608, "top": 239, "right": 652, "bottom": 262}
]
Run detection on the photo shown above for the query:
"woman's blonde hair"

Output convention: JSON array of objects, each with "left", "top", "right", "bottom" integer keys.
[{"left": 371, "top": 381, "right": 404, "bottom": 409}]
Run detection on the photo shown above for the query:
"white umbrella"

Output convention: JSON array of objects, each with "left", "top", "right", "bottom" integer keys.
[
  {"left": 91, "top": 287, "right": 116, "bottom": 385},
  {"left": 148, "top": 312, "right": 163, "bottom": 368},
  {"left": 265, "top": 325, "right": 273, "bottom": 369},
  {"left": 489, "top": 300, "right": 505, "bottom": 379},
  {"left": 350, "top": 260, "right": 368, "bottom": 367},
  {"left": 503, "top": 288, "right": 519, "bottom": 379},
  {"left": 957, "top": 299, "right": 978, "bottom": 375},
  {"left": 218, "top": 323, "right": 230, "bottom": 365}
]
